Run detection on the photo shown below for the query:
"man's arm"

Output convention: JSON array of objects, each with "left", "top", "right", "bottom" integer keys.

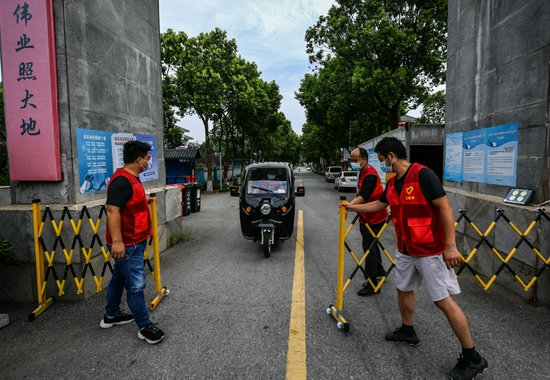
[
  {"left": 106, "top": 205, "right": 125, "bottom": 259},
  {"left": 432, "top": 195, "right": 461, "bottom": 269},
  {"left": 344, "top": 200, "right": 388, "bottom": 213}
]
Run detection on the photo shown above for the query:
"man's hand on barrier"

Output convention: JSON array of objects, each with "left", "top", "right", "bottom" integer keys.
[
  {"left": 442, "top": 244, "right": 461, "bottom": 269},
  {"left": 110, "top": 241, "right": 126, "bottom": 260},
  {"left": 336, "top": 204, "right": 348, "bottom": 218}
]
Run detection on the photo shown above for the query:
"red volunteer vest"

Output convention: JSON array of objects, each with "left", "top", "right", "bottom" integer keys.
[
  {"left": 106, "top": 168, "right": 152, "bottom": 246},
  {"left": 357, "top": 165, "right": 388, "bottom": 225},
  {"left": 385, "top": 163, "right": 445, "bottom": 256}
]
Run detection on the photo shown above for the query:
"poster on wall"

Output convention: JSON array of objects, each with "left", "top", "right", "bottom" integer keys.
[
  {"left": 444, "top": 122, "right": 519, "bottom": 186},
  {"left": 111, "top": 133, "right": 136, "bottom": 169},
  {"left": 368, "top": 148, "right": 386, "bottom": 184},
  {"left": 462, "top": 129, "right": 487, "bottom": 183},
  {"left": 136, "top": 134, "right": 159, "bottom": 182},
  {"left": 77, "top": 129, "right": 159, "bottom": 193},
  {"left": 444, "top": 132, "right": 463, "bottom": 182},
  {"left": 485, "top": 122, "right": 518, "bottom": 186},
  {"left": 76, "top": 129, "right": 113, "bottom": 194}
]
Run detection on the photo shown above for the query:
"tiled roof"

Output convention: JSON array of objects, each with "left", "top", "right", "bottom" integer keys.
[{"left": 164, "top": 148, "right": 201, "bottom": 160}]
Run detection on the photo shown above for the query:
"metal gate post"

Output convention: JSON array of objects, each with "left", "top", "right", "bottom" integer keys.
[{"left": 29, "top": 199, "right": 55, "bottom": 321}]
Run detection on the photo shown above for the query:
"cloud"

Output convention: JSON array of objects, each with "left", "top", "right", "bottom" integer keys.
[{"left": 160, "top": 0, "right": 336, "bottom": 143}]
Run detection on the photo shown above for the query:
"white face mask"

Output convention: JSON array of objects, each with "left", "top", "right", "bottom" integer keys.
[{"left": 140, "top": 157, "right": 153, "bottom": 171}]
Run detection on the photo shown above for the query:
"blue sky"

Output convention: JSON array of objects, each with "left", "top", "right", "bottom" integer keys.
[{"left": 159, "top": 0, "right": 338, "bottom": 143}]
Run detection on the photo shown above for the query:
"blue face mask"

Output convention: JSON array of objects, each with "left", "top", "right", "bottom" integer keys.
[
  {"left": 379, "top": 159, "right": 393, "bottom": 173},
  {"left": 350, "top": 162, "right": 362, "bottom": 171}
]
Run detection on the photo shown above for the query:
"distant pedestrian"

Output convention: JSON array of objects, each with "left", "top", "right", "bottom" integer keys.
[
  {"left": 347, "top": 147, "right": 388, "bottom": 296},
  {"left": 344, "top": 137, "right": 488, "bottom": 380},
  {"left": 100, "top": 140, "right": 165, "bottom": 345}
]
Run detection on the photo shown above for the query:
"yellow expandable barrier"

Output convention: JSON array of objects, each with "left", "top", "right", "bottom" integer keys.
[
  {"left": 327, "top": 196, "right": 393, "bottom": 332},
  {"left": 29, "top": 196, "right": 168, "bottom": 321}
]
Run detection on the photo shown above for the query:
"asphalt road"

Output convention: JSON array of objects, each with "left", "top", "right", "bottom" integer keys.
[{"left": 0, "top": 166, "right": 549, "bottom": 379}]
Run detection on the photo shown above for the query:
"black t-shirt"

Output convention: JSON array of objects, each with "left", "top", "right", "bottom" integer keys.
[
  {"left": 358, "top": 173, "right": 378, "bottom": 200},
  {"left": 106, "top": 176, "right": 137, "bottom": 209},
  {"left": 379, "top": 165, "right": 445, "bottom": 204}
]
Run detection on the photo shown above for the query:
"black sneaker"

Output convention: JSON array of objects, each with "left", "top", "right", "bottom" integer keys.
[
  {"left": 385, "top": 327, "right": 420, "bottom": 346},
  {"left": 100, "top": 312, "right": 135, "bottom": 328},
  {"left": 448, "top": 354, "right": 488, "bottom": 380},
  {"left": 357, "top": 282, "right": 381, "bottom": 297},
  {"left": 138, "top": 322, "right": 165, "bottom": 344}
]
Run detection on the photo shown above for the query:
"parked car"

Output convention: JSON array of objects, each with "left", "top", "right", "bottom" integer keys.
[
  {"left": 325, "top": 166, "right": 342, "bottom": 182},
  {"left": 334, "top": 170, "right": 358, "bottom": 192}
]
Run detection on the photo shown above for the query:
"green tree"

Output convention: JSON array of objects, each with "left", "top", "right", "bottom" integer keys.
[
  {"left": 305, "top": 0, "right": 447, "bottom": 130},
  {"left": 162, "top": 29, "right": 290, "bottom": 185},
  {"left": 416, "top": 90, "right": 445, "bottom": 124},
  {"left": 161, "top": 28, "right": 238, "bottom": 192}
]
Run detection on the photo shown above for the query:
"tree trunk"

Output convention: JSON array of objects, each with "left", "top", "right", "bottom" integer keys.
[{"left": 202, "top": 116, "right": 213, "bottom": 193}]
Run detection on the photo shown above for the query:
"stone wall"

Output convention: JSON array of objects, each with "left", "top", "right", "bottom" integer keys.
[
  {"left": 9, "top": 0, "right": 164, "bottom": 205},
  {"left": 446, "top": 0, "right": 550, "bottom": 204}
]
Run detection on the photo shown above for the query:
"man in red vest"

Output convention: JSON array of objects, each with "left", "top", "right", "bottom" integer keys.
[
  {"left": 344, "top": 137, "right": 488, "bottom": 380},
  {"left": 348, "top": 147, "right": 388, "bottom": 296},
  {"left": 100, "top": 140, "right": 165, "bottom": 345}
]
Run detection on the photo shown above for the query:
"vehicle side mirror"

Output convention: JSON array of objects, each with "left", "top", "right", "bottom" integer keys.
[
  {"left": 230, "top": 186, "right": 240, "bottom": 197},
  {"left": 295, "top": 186, "right": 305, "bottom": 196}
]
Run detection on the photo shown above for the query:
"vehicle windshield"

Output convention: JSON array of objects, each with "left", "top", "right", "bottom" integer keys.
[
  {"left": 246, "top": 167, "right": 288, "bottom": 195},
  {"left": 247, "top": 179, "right": 288, "bottom": 194},
  {"left": 329, "top": 167, "right": 341, "bottom": 173}
]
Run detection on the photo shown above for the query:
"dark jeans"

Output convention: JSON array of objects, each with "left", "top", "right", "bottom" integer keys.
[
  {"left": 360, "top": 221, "right": 385, "bottom": 280},
  {"left": 105, "top": 240, "right": 151, "bottom": 329}
]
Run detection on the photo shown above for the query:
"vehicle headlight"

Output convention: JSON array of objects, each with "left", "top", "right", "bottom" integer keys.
[{"left": 260, "top": 203, "right": 272, "bottom": 215}]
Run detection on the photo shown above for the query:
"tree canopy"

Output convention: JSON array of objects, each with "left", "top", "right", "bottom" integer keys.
[
  {"left": 416, "top": 90, "right": 446, "bottom": 124},
  {"left": 297, "top": 0, "right": 447, "bottom": 165},
  {"left": 161, "top": 28, "right": 299, "bottom": 190}
]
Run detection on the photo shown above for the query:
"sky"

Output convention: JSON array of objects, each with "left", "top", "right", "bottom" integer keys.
[{"left": 158, "top": 0, "right": 338, "bottom": 144}]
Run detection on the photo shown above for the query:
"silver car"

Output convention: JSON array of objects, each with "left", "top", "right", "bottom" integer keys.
[{"left": 334, "top": 170, "right": 358, "bottom": 192}]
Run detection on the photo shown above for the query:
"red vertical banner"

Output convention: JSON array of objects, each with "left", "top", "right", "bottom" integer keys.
[{"left": 0, "top": 0, "right": 61, "bottom": 181}]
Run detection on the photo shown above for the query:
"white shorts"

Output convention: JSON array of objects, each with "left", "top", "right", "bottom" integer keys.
[{"left": 395, "top": 250, "right": 461, "bottom": 302}]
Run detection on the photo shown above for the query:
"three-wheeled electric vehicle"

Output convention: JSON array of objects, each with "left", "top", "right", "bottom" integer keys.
[{"left": 230, "top": 162, "right": 305, "bottom": 257}]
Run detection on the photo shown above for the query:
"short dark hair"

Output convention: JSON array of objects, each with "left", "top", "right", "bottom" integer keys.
[
  {"left": 123, "top": 140, "right": 151, "bottom": 164},
  {"left": 358, "top": 147, "right": 368, "bottom": 160},
  {"left": 374, "top": 137, "right": 407, "bottom": 159}
]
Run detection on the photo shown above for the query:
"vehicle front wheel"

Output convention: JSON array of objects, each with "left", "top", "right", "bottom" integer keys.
[{"left": 263, "top": 230, "right": 272, "bottom": 258}]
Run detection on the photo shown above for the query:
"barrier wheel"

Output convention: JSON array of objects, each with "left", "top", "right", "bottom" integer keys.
[
  {"left": 164, "top": 289, "right": 170, "bottom": 296},
  {"left": 326, "top": 308, "right": 332, "bottom": 315}
]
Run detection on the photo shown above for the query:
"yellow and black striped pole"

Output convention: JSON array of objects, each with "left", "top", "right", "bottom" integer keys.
[
  {"left": 148, "top": 194, "right": 169, "bottom": 310},
  {"left": 327, "top": 196, "right": 349, "bottom": 332},
  {"left": 29, "top": 199, "right": 54, "bottom": 321}
]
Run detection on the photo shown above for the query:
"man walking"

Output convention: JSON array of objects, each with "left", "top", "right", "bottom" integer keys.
[
  {"left": 100, "top": 140, "right": 165, "bottom": 345},
  {"left": 344, "top": 137, "right": 488, "bottom": 380},
  {"left": 348, "top": 147, "right": 388, "bottom": 296}
]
